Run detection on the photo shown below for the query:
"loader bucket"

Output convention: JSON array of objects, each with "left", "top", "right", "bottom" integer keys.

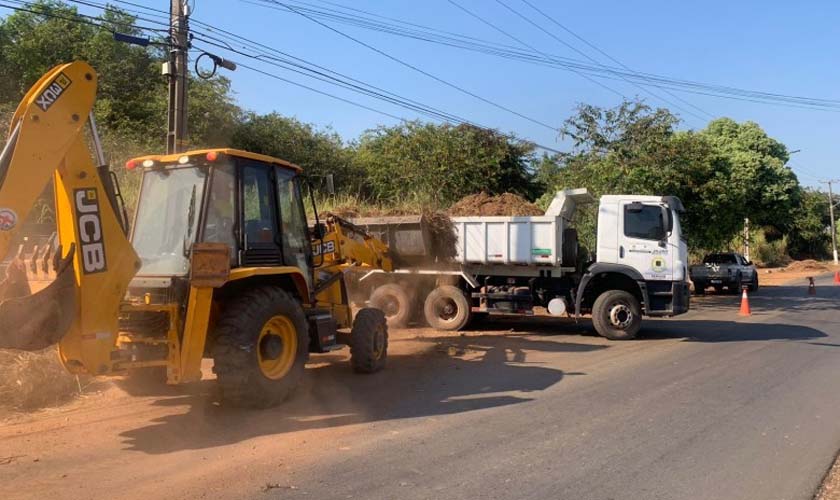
[{"left": 0, "top": 246, "right": 77, "bottom": 351}]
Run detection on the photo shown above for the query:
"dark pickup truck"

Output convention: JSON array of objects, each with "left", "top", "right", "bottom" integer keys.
[{"left": 690, "top": 252, "right": 758, "bottom": 294}]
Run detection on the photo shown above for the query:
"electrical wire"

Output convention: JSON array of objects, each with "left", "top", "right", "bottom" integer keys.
[
  {"left": 493, "top": 0, "right": 711, "bottom": 123},
  {"left": 244, "top": 0, "right": 840, "bottom": 112},
  {"left": 447, "top": 0, "right": 626, "bottom": 101},
  {"left": 518, "top": 0, "right": 715, "bottom": 120},
  {"left": 257, "top": 0, "right": 560, "bottom": 131}
]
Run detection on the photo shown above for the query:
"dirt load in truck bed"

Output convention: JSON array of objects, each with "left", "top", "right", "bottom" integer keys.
[{"left": 447, "top": 192, "right": 543, "bottom": 216}]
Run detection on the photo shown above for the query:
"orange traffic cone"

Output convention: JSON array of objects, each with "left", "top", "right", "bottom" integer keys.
[
  {"left": 834, "top": 271, "right": 840, "bottom": 285},
  {"left": 738, "top": 287, "right": 751, "bottom": 316},
  {"left": 808, "top": 277, "right": 816, "bottom": 296}
]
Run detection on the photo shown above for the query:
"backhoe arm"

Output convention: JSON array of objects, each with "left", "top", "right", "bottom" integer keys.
[
  {"left": 0, "top": 62, "right": 139, "bottom": 373},
  {"left": 311, "top": 214, "right": 393, "bottom": 327}
]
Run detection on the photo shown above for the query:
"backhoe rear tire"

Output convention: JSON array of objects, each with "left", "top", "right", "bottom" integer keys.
[
  {"left": 350, "top": 308, "right": 388, "bottom": 374},
  {"left": 212, "top": 286, "right": 309, "bottom": 408},
  {"left": 369, "top": 283, "right": 411, "bottom": 328}
]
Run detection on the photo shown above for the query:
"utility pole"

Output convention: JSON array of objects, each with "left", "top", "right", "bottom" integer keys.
[
  {"left": 744, "top": 217, "right": 750, "bottom": 261},
  {"left": 166, "top": 0, "right": 190, "bottom": 154},
  {"left": 824, "top": 179, "right": 839, "bottom": 265}
]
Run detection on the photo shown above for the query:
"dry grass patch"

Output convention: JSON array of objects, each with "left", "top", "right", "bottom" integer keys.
[{"left": 0, "top": 348, "right": 83, "bottom": 411}]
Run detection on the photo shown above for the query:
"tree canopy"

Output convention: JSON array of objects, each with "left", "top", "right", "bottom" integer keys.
[
  {"left": 355, "top": 122, "right": 537, "bottom": 206},
  {"left": 536, "top": 101, "right": 808, "bottom": 252}
]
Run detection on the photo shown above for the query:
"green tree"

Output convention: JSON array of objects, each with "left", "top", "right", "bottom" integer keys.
[
  {"left": 354, "top": 121, "right": 536, "bottom": 206},
  {"left": 699, "top": 118, "right": 799, "bottom": 232},
  {"left": 0, "top": 1, "right": 165, "bottom": 141},
  {"left": 540, "top": 100, "right": 731, "bottom": 249},
  {"left": 540, "top": 100, "right": 802, "bottom": 252},
  {"left": 0, "top": 0, "right": 240, "bottom": 149},
  {"left": 231, "top": 112, "right": 358, "bottom": 191},
  {"left": 787, "top": 188, "right": 833, "bottom": 258}
]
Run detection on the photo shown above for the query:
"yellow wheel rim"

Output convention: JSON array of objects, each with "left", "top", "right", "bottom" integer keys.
[{"left": 257, "top": 315, "right": 298, "bottom": 380}]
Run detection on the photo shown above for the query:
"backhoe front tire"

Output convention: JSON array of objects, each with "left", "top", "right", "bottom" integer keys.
[
  {"left": 212, "top": 287, "right": 309, "bottom": 408},
  {"left": 350, "top": 308, "right": 388, "bottom": 374},
  {"left": 591, "top": 290, "right": 642, "bottom": 341}
]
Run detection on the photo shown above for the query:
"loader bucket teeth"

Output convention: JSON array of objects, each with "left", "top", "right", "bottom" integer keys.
[{"left": 0, "top": 245, "right": 77, "bottom": 351}]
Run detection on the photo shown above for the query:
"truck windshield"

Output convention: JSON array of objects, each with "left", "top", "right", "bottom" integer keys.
[{"left": 132, "top": 165, "right": 208, "bottom": 275}]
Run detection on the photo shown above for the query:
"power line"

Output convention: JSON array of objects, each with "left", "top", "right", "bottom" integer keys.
[
  {"left": 191, "top": 35, "right": 481, "bottom": 125},
  {"left": 1, "top": 0, "right": 564, "bottom": 152},
  {"left": 64, "top": 0, "right": 171, "bottom": 30},
  {"left": 244, "top": 0, "right": 840, "bottom": 112},
  {"left": 517, "top": 0, "right": 715, "bottom": 121},
  {"left": 447, "top": 0, "right": 627, "bottom": 101},
  {"left": 253, "top": 0, "right": 560, "bottom": 131},
  {"left": 0, "top": 0, "right": 169, "bottom": 40},
  {"left": 193, "top": 47, "right": 563, "bottom": 154},
  {"left": 493, "top": 0, "right": 710, "bottom": 123}
]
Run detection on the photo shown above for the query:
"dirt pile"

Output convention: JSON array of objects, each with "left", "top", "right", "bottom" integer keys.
[
  {"left": 424, "top": 211, "right": 457, "bottom": 260},
  {"left": 327, "top": 205, "right": 415, "bottom": 219},
  {"left": 448, "top": 192, "right": 543, "bottom": 216},
  {"left": 784, "top": 259, "right": 829, "bottom": 273},
  {"left": 330, "top": 208, "right": 457, "bottom": 263},
  {"left": 0, "top": 348, "right": 81, "bottom": 411}
]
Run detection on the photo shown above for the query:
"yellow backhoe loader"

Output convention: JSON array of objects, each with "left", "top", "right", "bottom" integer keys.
[{"left": 0, "top": 61, "right": 393, "bottom": 407}]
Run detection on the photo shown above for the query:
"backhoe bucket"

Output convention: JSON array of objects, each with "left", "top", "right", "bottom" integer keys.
[{"left": 0, "top": 246, "right": 77, "bottom": 351}]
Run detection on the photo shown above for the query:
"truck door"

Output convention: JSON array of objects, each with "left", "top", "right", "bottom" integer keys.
[{"left": 618, "top": 201, "right": 674, "bottom": 281}]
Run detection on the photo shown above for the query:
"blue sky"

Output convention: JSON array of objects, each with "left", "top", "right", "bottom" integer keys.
[{"left": 47, "top": 1, "right": 840, "bottom": 187}]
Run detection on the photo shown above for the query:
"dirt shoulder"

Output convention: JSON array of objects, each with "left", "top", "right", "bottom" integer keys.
[
  {"left": 758, "top": 262, "right": 839, "bottom": 287},
  {"left": 817, "top": 455, "right": 840, "bottom": 500}
]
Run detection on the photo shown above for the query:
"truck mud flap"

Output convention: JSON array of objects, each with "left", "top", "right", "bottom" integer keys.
[{"left": 0, "top": 246, "right": 77, "bottom": 351}]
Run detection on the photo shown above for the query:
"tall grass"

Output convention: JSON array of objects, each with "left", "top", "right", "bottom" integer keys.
[{"left": 308, "top": 192, "right": 444, "bottom": 219}]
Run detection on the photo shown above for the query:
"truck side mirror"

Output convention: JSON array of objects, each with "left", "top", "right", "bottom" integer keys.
[{"left": 662, "top": 206, "right": 673, "bottom": 236}]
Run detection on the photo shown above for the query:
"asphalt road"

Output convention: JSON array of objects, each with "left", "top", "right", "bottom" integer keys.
[{"left": 1, "top": 274, "right": 838, "bottom": 500}]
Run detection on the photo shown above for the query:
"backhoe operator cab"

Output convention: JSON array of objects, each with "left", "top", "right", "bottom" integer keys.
[{"left": 117, "top": 149, "right": 388, "bottom": 407}]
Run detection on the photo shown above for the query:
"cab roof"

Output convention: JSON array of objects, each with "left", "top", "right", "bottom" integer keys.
[{"left": 128, "top": 148, "right": 302, "bottom": 172}]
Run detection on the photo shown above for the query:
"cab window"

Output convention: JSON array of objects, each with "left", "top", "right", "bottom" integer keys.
[
  {"left": 202, "top": 162, "right": 237, "bottom": 264},
  {"left": 242, "top": 163, "right": 279, "bottom": 251},
  {"left": 276, "top": 169, "right": 311, "bottom": 280},
  {"left": 624, "top": 204, "right": 667, "bottom": 240}
]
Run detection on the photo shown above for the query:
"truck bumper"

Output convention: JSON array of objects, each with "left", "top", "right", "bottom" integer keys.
[{"left": 643, "top": 280, "right": 690, "bottom": 317}]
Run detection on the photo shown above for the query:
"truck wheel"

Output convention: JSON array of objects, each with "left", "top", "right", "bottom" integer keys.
[
  {"left": 591, "top": 290, "right": 642, "bottom": 341},
  {"left": 350, "top": 308, "right": 388, "bottom": 373},
  {"left": 693, "top": 282, "right": 706, "bottom": 295},
  {"left": 370, "top": 284, "right": 411, "bottom": 328},
  {"left": 212, "top": 287, "right": 309, "bottom": 408},
  {"left": 749, "top": 274, "right": 759, "bottom": 293},
  {"left": 732, "top": 274, "right": 743, "bottom": 294},
  {"left": 424, "top": 285, "right": 471, "bottom": 331}
]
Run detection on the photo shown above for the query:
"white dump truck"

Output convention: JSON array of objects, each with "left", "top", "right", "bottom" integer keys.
[{"left": 352, "top": 189, "right": 690, "bottom": 340}]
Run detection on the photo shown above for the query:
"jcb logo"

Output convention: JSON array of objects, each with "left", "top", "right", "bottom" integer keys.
[
  {"left": 35, "top": 73, "right": 72, "bottom": 112},
  {"left": 312, "top": 240, "right": 335, "bottom": 257},
  {"left": 75, "top": 189, "right": 107, "bottom": 274}
]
